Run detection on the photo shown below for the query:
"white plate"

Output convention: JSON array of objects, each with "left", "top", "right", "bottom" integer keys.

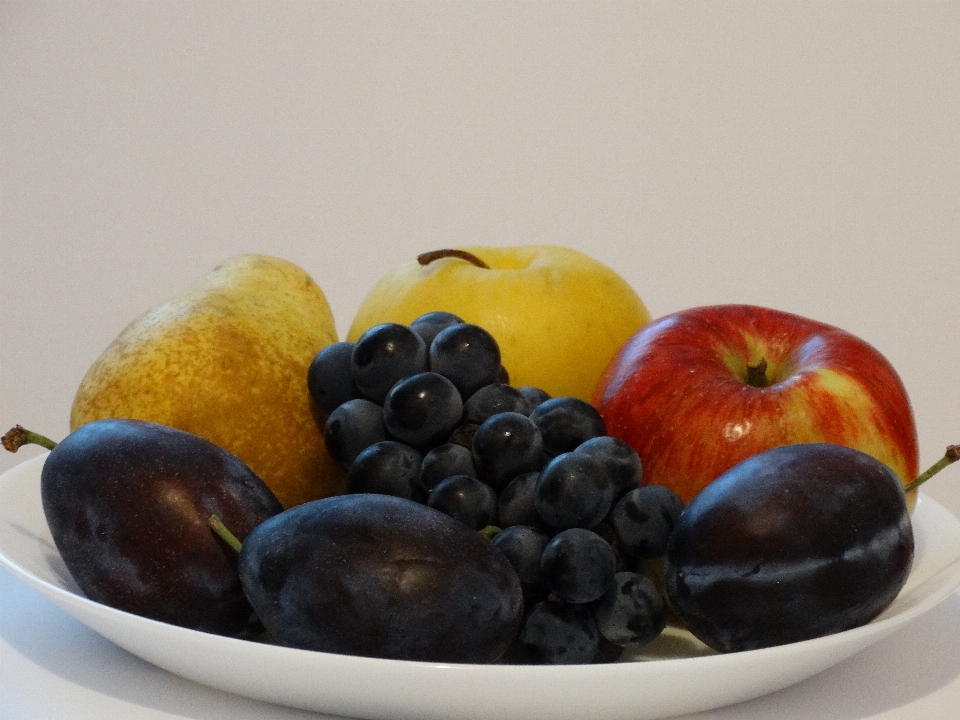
[{"left": 2, "top": 454, "right": 960, "bottom": 720}]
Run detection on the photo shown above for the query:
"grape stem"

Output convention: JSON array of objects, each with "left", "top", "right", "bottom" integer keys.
[
  {"left": 209, "top": 514, "right": 243, "bottom": 553},
  {"left": 1, "top": 425, "right": 58, "bottom": 452},
  {"left": 904, "top": 444, "right": 960, "bottom": 494},
  {"left": 417, "top": 249, "right": 490, "bottom": 269}
]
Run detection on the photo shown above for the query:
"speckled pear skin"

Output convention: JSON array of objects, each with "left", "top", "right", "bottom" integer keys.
[{"left": 70, "top": 254, "right": 347, "bottom": 508}]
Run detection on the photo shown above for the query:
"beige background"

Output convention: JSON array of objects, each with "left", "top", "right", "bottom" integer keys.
[
  {"left": 2, "top": 2, "right": 960, "bottom": 718},
  {"left": 3, "top": 2, "right": 960, "bottom": 490}
]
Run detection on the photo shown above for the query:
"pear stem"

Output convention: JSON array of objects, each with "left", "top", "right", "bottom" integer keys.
[
  {"left": 417, "top": 249, "right": 490, "bottom": 269},
  {"left": 209, "top": 514, "right": 243, "bottom": 553},
  {"left": 745, "top": 358, "right": 769, "bottom": 388},
  {"left": 1, "top": 425, "right": 58, "bottom": 453},
  {"left": 904, "top": 445, "right": 960, "bottom": 494}
]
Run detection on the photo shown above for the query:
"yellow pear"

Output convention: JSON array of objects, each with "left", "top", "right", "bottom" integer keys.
[
  {"left": 347, "top": 246, "right": 651, "bottom": 401},
  {"left": 70, "top": 254, "right": 347, "bottom": 508}
]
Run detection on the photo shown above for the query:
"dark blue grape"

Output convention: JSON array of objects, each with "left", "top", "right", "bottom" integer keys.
[
  {"left": 307, "top": 341, "right": 357, "bottom": 414},
  {"left": 429, "top": 323, "right": 501, "bottom": 398},
  {"left": 519, "top": 600, "right": 599, "bottom": 664},
  {"left": 540, "top": 528, "right": 617, "bottom": 604},
  {"left": 351, "top": 323, "right": 427, "bottom": 403},
  {"left": 592, "top": 571, "right": 665, "bottom": 646},
  {"left": 491, "top": 525, "right": 550, "bottom": 590},
  {"left": 610, "top": 485, "right": 685, "bottom": 560},
  {"left": 447, "top": 423, "right": 479, "bottom": 450},
  {"left": 575, "top": 436, "right": 643, "bottom": 499},
  {"left": 323, "top": 398, "right": 388, "bottom": 464},
  {"left": 427, "top": 474, "right": 497, "bottom": 530},
  {"left": 382, "top": 372, "right": 463, "bottom": 451},
  {"left": 420, "top": 443, "right": 477, "bottom": 491},
  {"left": 348, "top": 441, "right": 424, "bottom": 499},
  {"left": 517, "top": 386, "right": 550, "bottom": 412},
  {"left": 590, "top": 521, "right": 631, "bottom": 570},
  {"left": 409, "top": 311, "right": 464, "bottom": 347},
  {"left": 594, "top": 637, "right": 626, "bottom": 664},
  {"left": 498, "top": 471, "right": 545, "bottom": 529},
  {"left": 463, "top": 384, "right": 531, "bottom": 425},
  {"left": 529, "top": 397, "right": 606, "bottom": 457},
  {"left": 535, "top": 452, "right": 614, "bottom": 530},
  {"left": 472, "top": 412, "right": 544, "bottom": 491}
]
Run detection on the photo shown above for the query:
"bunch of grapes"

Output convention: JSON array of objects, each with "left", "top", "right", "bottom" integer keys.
[{"left": 308, "top": 311, "right": 684, "bottom": 664}]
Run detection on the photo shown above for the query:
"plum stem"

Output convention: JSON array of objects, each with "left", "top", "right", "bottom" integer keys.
[
  {"left": 209, "top": 514, "right": 243, "bottom": 553},
  {"left": 478, "top": 525, "right": 502, "bottom": 541},
  {"left": 904, "top": 444, "right": 960, "bottom": 494},
  {"left": 1, "top": 425, "right": 58, "bottom": 452},
  {"left": 417, "top": 249, "right": 490, "bottom": 269}
]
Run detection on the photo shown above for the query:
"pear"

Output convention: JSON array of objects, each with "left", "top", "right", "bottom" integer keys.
[{"left": 70, "top": 254, "right": 347, "bottom": 508}]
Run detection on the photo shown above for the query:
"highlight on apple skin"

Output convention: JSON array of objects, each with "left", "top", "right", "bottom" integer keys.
[{"left": 592, "top": 304, "right": 919, "bottom": 506}]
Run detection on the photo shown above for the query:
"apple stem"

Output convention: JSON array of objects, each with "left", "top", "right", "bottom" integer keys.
[
  {"left": 904, "top": 445, "right": 960, "bottom": 494},
  {"left": 209, "top": 514, "right": 243, "bottom": 553},
  {"left": 417, "top": 249, "right": 490, "bottom": 269},
  {"left": 1, "top": 425, "right": 58, "bottom": 453},
  {"left": 746, "top": 358, "right": 768, "bottom": 388}
]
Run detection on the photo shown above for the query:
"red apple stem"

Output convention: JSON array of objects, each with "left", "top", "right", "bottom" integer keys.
[
  {"left": 1, "top": 425, "right": 58, "bottom": 453},
  {"left": 745, "top": 358, "right": 769, "bottom": 388},
  {"left": 417, "top": 249, "right": 490, "bottom": 269},
  {"left": 904, "top": 444, "right": 960, "bottom": 494},
  {"left": 209, "top": 514, "right": 243, "bottom": 553}
]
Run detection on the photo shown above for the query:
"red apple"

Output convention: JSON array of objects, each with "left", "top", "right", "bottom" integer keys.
[{"left": 592, "top": 304, "right": 919, "bottom": 507}]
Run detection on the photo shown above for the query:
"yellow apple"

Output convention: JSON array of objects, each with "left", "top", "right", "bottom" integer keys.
[
  {"left": 70, "top": 254, "right": 347, "bottom": 508},
  {"left": 347, "top": 246, "right": 651, "bottom": 401}
]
